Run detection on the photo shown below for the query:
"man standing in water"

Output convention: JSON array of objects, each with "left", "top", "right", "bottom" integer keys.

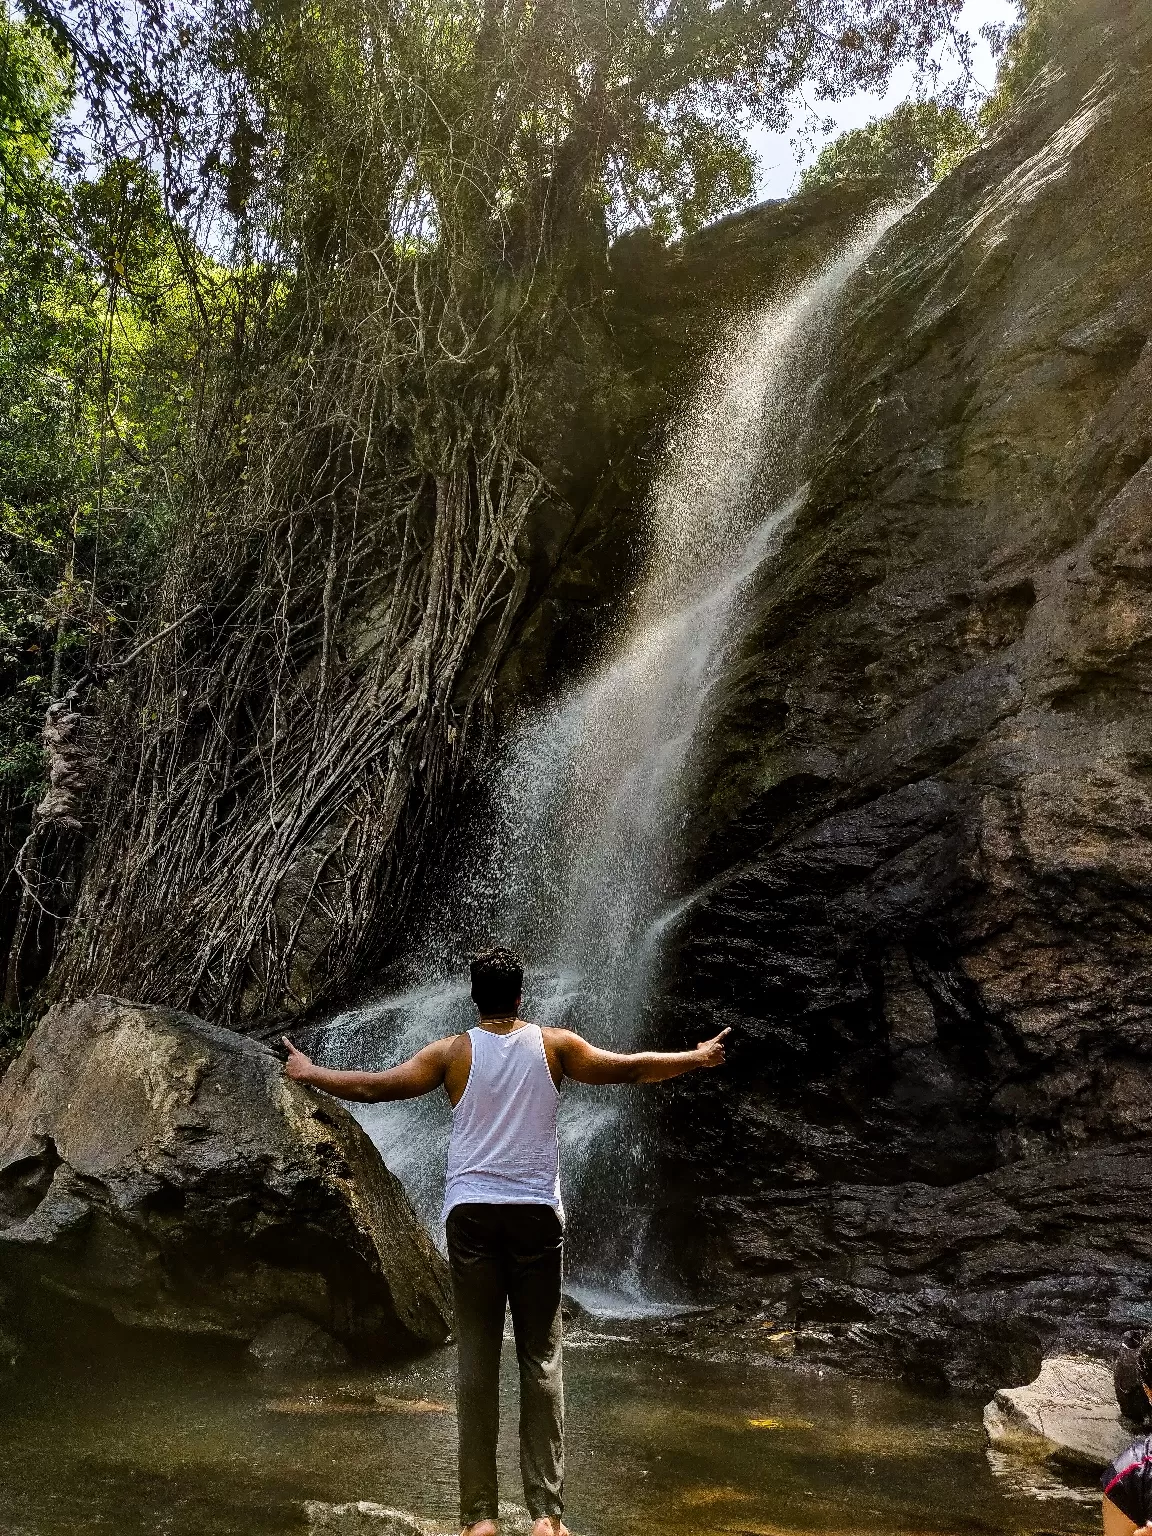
[{"left": 282, "top": 946, "right": 729, "bottom": 1536}]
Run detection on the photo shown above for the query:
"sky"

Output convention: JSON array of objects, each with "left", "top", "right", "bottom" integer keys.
[{"left": 749, "top": 0, "right": 1021, "bottom": 199}]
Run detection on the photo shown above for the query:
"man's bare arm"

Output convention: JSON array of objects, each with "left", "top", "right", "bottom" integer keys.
[
  {"left": 282, "top": 1036, "right": 452, "bottom": 1102},
  {"left": 552, "top": 1027, "right": 729, "bottom": 1085}
]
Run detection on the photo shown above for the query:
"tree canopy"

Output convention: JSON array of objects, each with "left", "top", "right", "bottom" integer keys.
[
  {"left": 1, "top": 0, "right": 1030, "bottom": 1021},
  {"left": 795, "top": 0, "right": 1067, "bottom": 200},
  {"left": 797, "top": 98, "right": 979, "bottom": 199}
]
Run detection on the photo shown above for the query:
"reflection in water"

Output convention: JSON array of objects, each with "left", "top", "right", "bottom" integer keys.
[
  {"left": 0, "top": 1326, "right": 1099, "bottom": 1536},
  {"left": 986, "top": 1447, "right": 1100, "bottom": 1505},
  {"left": 316, "top": 210, "right": 908, "bottom": 1301}
]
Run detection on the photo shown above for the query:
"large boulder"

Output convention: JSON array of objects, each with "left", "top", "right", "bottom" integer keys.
[
  {"left": 0, "top": 995, "right": 451, "bottom": 1353},
  {"left": 984, "top": 1354, "right": 1133, "bottom": 1469}
]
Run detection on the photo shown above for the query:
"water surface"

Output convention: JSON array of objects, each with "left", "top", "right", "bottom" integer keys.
[{"left": 0, "top": 1324, "right": 1098, "bottom": 1536}]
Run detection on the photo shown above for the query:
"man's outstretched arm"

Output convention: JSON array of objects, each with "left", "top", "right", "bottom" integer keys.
[
  {"left": 282, "top": 1036, "right": 451, "bottom": 1102},
  {"left": 552, "top": 1027, "right": 729, "bottom": 1085}
]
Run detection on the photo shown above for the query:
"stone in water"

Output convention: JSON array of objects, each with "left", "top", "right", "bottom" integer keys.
[{"left": 984, "top": 1354, "right": 1135, "bottom": 1469}]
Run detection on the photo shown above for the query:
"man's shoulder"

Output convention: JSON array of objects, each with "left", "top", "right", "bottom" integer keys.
[
  {"left": 428, "top": 1030, "right": 471, "bottom": 1057},
  {"left": 539, "top": 1025, "right": 585, "bottom": 1052}
]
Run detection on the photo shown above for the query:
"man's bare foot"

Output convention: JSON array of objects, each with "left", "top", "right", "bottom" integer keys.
[
  {"left": 531, "top": 1521, "right": 569, "bottom": 1536},
  {"left": 461, "top": 1523, "right": 498, "bottom": 1536}
]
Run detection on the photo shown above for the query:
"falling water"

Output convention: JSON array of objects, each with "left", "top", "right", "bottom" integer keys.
[{"left": 316, "top": 207, "right": 905, "bottom": 1308}]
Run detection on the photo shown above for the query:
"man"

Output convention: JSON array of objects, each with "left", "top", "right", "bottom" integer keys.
[
  {"left": 282, "top": 945, "right": 729, "bottom": 1536},
  {"left": 1103, "top": 1331, "right": 1152, "bottom": 1536}
]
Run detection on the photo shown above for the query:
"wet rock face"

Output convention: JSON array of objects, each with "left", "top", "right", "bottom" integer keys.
[
  {"left": 0, "top": 996, "right": 451, "bottom": 1353},
  {"left": 647, "top": 0, "right": 1152, "bottom": 1387}
]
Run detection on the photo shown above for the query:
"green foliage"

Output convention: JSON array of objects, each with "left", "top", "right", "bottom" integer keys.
[
  {"left": 980, "top": 0, "right": 1066, "bottom": 129},
  {"left": 0, "top": 8, "right": 191, "bottom": 817},
  {"left": 794, "top": 1, "right": 1073, "bottom": 203},
  {"left": 798, "top": 98, "right": 980, "bottom": 200},
  {"left": 623, "top": 111, "right": 757, "bottom": 239},
  {"left": 0, "top": 2, "right": 69, "bottom": 196}
]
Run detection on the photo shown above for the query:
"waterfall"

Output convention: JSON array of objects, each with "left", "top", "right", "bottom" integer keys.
[{"left": 316, "top": 207, "right": 904, "bottom": 1309}]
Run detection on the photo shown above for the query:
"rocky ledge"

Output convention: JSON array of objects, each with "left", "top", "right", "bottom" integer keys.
[{"left": 0, "top": 995, "right": 451, "bottom": 1356}]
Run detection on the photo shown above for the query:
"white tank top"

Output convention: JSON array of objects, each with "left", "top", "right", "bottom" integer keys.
[{"left": 442, "top": 1024, "right": 563, "bottom": 1223}]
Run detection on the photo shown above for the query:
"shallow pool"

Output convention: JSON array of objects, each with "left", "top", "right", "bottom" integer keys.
[{"left": 0, "top": 1320, "right": 1100, "bottom": 1536}]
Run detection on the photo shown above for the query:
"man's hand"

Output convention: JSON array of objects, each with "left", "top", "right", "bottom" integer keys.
[
  {"left": 695, "top": 1027, "right": 730, "bottom": 1069},
  {"left": 283, "top": 1036, "right": 315, "bottom": 1084}
]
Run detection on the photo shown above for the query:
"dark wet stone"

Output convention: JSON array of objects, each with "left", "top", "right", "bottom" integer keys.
[
  {"left": 625, "top": 0, "right": 1152, "bottom": 1389},
  {"left": 0, "top": 996, "right": 451, "bottom": 1355},
  {"left": 249, "top": 1312, "right": 350, "bottom": 1372}
]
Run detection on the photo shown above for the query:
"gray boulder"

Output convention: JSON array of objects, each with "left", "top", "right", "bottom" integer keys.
[
  {"left": 984, "top": 1354, "right": 1134, "bottom": 1469},
  {"left": 0, "top": 995, "right": 451, "bottom": 1353}
]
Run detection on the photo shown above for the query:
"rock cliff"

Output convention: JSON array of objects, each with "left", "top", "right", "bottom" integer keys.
[
  {"left": 631, "top": 0, "right": 1152, "bottom": 1386},
  {"left": 0, "top": 996, "right": 451, "bottom": 1354}
]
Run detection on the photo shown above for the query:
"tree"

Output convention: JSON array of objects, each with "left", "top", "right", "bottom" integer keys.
[
  {"left": 980, "top": 0, "right": 1065, "bottom": 129},
  {"left": 5, "top": 0, "right": 980, "bottom": 1020},
  {"left": 0, "top": 7, "right": 193, "bottom": 1003},
  {"left": 798, "top": 97, "right": 979, "bottom": 200}
]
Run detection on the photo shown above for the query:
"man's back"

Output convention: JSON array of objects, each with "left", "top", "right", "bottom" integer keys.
[{"left": 443, "top": 1022, "right": 562, "bottom": 1220}]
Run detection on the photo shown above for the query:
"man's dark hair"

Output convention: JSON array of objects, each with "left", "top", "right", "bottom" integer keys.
[
  {"left": 470, "top": 947, "right": 523, "bottom": 1016},
  {"left": 1137, "top": 1331, "right": 1152, "bottom": 1391}
]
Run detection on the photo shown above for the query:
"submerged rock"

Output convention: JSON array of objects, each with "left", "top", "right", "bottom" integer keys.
[
  {"left": 305, "top": 1504, "right": 564, "bottom": 1535},
  {"left": 248, "top": 1312, "right": 350, "bottom": 1372},
  {"left": 984, "top": 1355, "right": 1133, "bottom": 1469},
  {"left": 306, "top": 1507, "right": 428, "bottom": 1536},
  {"left": 0, "top": 995, "right": 451, "bottom": 1353},
  {"left": 0, "top": 1297, "right": 18, "bottom": 1368}
]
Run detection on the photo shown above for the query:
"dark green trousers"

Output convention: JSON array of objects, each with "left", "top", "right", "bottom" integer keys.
[{"left": 446, "top": 1202, "right": 565, "bottom": 1524}]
